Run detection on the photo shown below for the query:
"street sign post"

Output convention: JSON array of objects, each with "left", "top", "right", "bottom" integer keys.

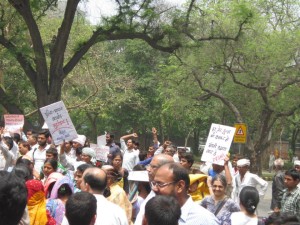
[{"left": 234, "top": 123, "right": 247, "bottom": 143}]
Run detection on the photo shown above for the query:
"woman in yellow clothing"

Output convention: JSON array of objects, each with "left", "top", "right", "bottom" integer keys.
[
  {"left": 110, "top": 151, "right": 129, "bottom": 194},
  {"left": 25, "top": 179, "right": 56, "bottom": 225},
  {"left": 189, "top": 173, "right": 210, "bottom": 202},
  {"left": 102, "top": 165, "right": 133, "bottom": 225}
]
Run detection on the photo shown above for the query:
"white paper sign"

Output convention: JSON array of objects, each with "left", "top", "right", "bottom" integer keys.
[
  {"left": 4, "top": 114, "right": 24, "bottom": 134},
  {"left": 39, "top": 101, "right": 78, "bottom": 145},
  {"left": 201, "top": 123, "right": 236, "bottom": 166},
  {"left": 97, "top": 135, "right": 106, "bottom": 146},
  {"left": 93, "top": 145, "right": 109, "bottom": 162}
]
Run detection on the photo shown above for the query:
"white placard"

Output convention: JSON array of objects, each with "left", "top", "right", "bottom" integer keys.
[
  {"left": 201, "top": 123, "right": 236, "bottom": 166},
  {"left": 97, "top": 134, "right": 106, "bottom": 146},
  {"left": 94, "top": 145, "right": 109, "bottom": 162},
  {"left": 4, "top": 114, "right": 24, "bottom": 134},
  {"left": 39, "top": 101, "right": 78, "bottom": 145}
]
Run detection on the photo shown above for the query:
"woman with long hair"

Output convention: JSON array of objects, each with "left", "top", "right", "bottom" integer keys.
[{"left": 231, "top": 186, "right": 259, "bottom": 225}]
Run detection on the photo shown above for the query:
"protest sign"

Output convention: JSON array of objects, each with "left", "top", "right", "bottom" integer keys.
[
  {"left": 97, "top": 134, "right": 106, "bottom": 146},
  {"left": 39, "top": 101, "right": 78, "bottom": 144},
  {"left": 92, "top": 144, "right": 109, "bottom": 162},
  {"left": 4, "top": 114, "right": 24, "bottom": 134},
  {"left": 201, "top": 123, "right": 236, "bottom": 166}
]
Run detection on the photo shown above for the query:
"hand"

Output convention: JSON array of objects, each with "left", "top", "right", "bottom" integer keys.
[
  {"left": 152, "top": 127, "right": 157, "bottom": 134},
  {"left": 224, "top": 155, "right": 229, "bottom": 165},
  {"left": 132, "top": 133, "right": 138, "bottom": 138}
]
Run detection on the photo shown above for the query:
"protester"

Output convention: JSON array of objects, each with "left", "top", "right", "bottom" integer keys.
[
  {"left": 271, "top": 158, "right": 285, "bottom": 211},
  {"left": 42, "top": 159, "right": 58, "bottom": 183},
  {"left": 231, "top": 186, "right": 259, "bottom": 225},
  {"left": 74, "top": 163, "right": 94, "bottom": 193},
  {"left": 81, "top": 147, "right": 96, "bottom": 165},
  {"left": 106, "top": 132, "right": 121, "bottom": 165},
  {"left": 120, "top": 133, "right": 140, "bottom": 172},
  {"left": 188, "top": 173, "right": 210, "bottom": 202},
  {"left": 110, "top": 151, "right": 129, "bottom": 193}
]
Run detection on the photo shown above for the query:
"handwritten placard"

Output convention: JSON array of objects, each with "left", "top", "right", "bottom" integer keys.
[
  {"left": 4, "top": 114, "right": 24, "bottom": 134},
  {"left": 39, "top": 101, "right": 78, "bottom": 145},
  {"left": 97, "top": 134, "right": 106, "bottom": 146},
  {"left": 94, "top": 145, "right": 109, "bottom": 162},
  {"left": 201, "top": 123, "right": 236, "bottom": 166}
]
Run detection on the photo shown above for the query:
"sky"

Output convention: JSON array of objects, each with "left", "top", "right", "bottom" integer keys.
[{"left": 79, "top": 0, "right": 186, "bottom": 25}]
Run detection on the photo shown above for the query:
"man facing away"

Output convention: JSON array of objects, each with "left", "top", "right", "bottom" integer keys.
[
  {"left": 152, "top": 162, "right": 220, "bottom": 225},
  {"left": 61, "top": 167, "right": 128, "bottom": 225}
]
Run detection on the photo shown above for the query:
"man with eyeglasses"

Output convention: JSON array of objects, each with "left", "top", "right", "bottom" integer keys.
[
  {"left": 134, "top": 154, "right": 174, "bottom": 225},
  {"left": 151, "top": 162, "right": 220, "bottom": 225}
]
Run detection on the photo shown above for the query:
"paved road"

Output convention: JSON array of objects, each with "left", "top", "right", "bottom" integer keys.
[{"left": 257, "top": 181, "right": 272, "bottom": 218}]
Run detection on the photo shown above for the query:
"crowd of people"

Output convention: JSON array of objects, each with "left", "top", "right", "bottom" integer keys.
[{"left": 0, "top": 126, "right": 300, "bottom": 225}]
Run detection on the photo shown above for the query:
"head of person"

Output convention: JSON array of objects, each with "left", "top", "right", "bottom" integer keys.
[
  {"left": 81, "top": 147, "right": 96, "bottom": 164},
  {"left": 177, "top": 148, "right": 186, "bottom": 159},
  {"left": 12, "top": 163, "right": 33, "bottom": 181},
  {"left": 72, "top": 135, "right": 87, "bottom": 149},
  {"left": 294, "top": 160, "right": 300, "bottom": 172},
  {"left": 64, "top": 141, "right": 73, "bottom": 151},
  {"left": 3, "top": 136, "right": 14, "bottom": 150},
  {"left": 274, "top": 158, "right": 284, "bottom": 170},
  {"left": 81, "top": 167, "right": 107, "bottom": 194},
  {"left": 143, "top": 195, "right": 181, "bottom": 225},
  {"left": 76, "top": 147, "right": 83, "bottom": 160},
  {"left": 237, "top": 158, "right": 250, "bottom": 176},
  {"left": 46, "top": 147, "right": 58, "bottom": 160},
  {"left": 50, "top": 176, "right": 74, "bottom": 200},
  {"left": 147, "top": 154, "right": 175, "bottom": 182},
  {"left": 180, "top": 152, "right": 194, "bottom": 170},
  {"left": 16, "top": 158, "right": 34, "bottom": 173},
  {"left": 126, "top": 138, "right": 134, "bottom": 149},
  {"left": 0, "top": 173, "right": 27, "bottom": 225},
  {"left": 111, "top": 151, "right": 123, "bottom": 170},
  {"left": 43, "top": 158, "right": 58, "bottom": 177},
  {"left": 66, "top": 192, "right": 97, "bottom": 225},
  {"left": 134, "top": 141, "right": 140, "bottom": 150},
  {"left": 26, "top": 129, "right": 34, "bottom": 138},
  {"left": 75, "top": 164, "right": 94, "bottom": 190},
  {"left": 212, "top": 163, "right": 225, "bottom": 173},
  {"left": 106, "top": 133, "right": 114, "bottom": 145},
  {"left": 27, "top": 132, "right": 38, "bottom": 146},
  {"left": 231, "top": 155, "right": 239, "bottom": 168},
  {"left": 211, "top": 174, "right": 227, "bottom": 198},
  {"left": 147, "top": 146, "right": 155, "bottom": 158},
  {"left": 164, "top": 145, "right": 176, "bottom": 157},
  {"left": 38, "top": 129, "right": 50, "bottom": 147},
  {"left": 284, "top": 169, "right": 300, "bottom": 191},
  {"left": 151, "top": 163, "right": 189, "bottom": 203},
  {"left": 18, "top": 140, "right": 31, "bottom": 155},
  {"left": 102, "top": 165, "right": 122, "bottom": 186},
  {"left": 239, "top": 186, "right": 259, "bottom": 215},
  {"left": 13, "top": 133, "right": 21, "bottom": 144}
]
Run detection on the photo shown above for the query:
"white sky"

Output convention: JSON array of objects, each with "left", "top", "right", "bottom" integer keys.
[{"left": 79, "top": 0, "right": 186, "bottom": 25}]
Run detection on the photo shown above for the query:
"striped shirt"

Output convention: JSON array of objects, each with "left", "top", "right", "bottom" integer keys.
[{"left": 281, "top": 186, "right": 300, "bottom": 217}]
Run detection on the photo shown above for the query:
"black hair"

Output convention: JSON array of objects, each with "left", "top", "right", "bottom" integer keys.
[
  {"left": 44, "top": 158, "right": 58, "bottom": 171},
  {"left": 264, "top": 212, "right": 299, "bottom": 225},
  {"left": 0, "top": 173, "right": 27, "bottom": 225},
  {"left": 165, "top": 163, "right": 190, "bottom": 190},
  {"left": 3, "top": 136, "right": 14, "bottom": 150},
  {"left": 13, "top": 133, "right": 21, "bottom": 143},
  {"left": 239, "top": 186, "right": 259, "bottom": 215},
  {"left": 83, "top": 170, "right": 107, "bottom": 192},
  {"left": 38, "top": 129, "right": 50, "bottom": 138},
  {"left": 12, "top": 164, "right": 33, "bottom": 181},
  {"left": 138, "top": 150, "right": 147, "bottom": 161},
  {"left": 111, "top": 151, "right": 123, "bottom": 161},
  {"left": 285, "top": 169, "right": 300, "bottom": 181},
  {"left": 145, "top": 195, "right": 181, "bottom": 225},
  {"left": 77, "top": 163, "right": 94, "bottom": 173},
  {"left": 57, "top": 183, "right": 73, "bottom": 199},
  {"left": 46, "top": 147, "right": 58, "bottom": 159},
  {"left": 66, "top": 192, "right": 97, "bottom": 225},
  {"left": 180, "top": 152, "right": 194, "bottom": 166},
  {"left": 212, "top": 174, "right": 227, "bottom": 189},
  {"left": 76, "top": 147, "right": 83, "bottom": 156}
]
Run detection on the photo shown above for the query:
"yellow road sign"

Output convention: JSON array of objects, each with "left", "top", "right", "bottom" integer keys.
[{"left": 234, "top": 123, "right": 247, "bottom": 143}]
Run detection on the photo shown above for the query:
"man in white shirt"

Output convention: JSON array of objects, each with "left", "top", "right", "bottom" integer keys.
[
  {"left": 232, "top": 158, "right": 268, "bottom": 203},
  {"left": 31, "top": 130, "right": 50, "bottom": 173},
  {"left": 152, "top": 162, "right": 220, "bottom": 225},
  {"left": 61, "top": 167, "right": 128, "bottom": 225},
  {"left": 120, "top": 133, "right": 140, "bottom": 171}
]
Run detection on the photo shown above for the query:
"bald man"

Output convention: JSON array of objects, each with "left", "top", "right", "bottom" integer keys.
[
  {"left": 134, "top": 154, "right": 174, "bottom": 225},
  {"left": 62, "top": 167, "right": 128, "bottom": 225}
]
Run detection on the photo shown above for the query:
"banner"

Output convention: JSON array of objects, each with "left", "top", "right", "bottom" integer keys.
[
  {"left": 201, "top": 123, "right": 236, "bottom": 166},
  {"left": 4, "top": 114, "right": 24, "bottom": 134},
  {"left": 39, "top": 101, "right": 78, "bottom": 144}
]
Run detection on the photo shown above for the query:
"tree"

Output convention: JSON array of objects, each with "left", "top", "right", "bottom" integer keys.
[{"left": 0, "top": 0, "right": 248, "bottom": 129}]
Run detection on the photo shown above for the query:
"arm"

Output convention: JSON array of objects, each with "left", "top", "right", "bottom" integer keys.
[
  {"left": 152, "top": 127, "right": 158, "bottom": 148},
  {"left": 120, "top": 133, "right": 138, "bottom": 140},
  {"left": 120, "top": 133, "right": 138, "bottom": 152},
  {"left": 255, "top": 175, "right": 268, "bottom": 198},
  {"left": 206, "top": 176, "right": 214, "bottom": 195},
  {"left": 224, "top": 155, "right": 232, "bottom": 186}
]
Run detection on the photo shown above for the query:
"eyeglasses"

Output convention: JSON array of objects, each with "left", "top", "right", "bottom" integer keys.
[{"left": 150, "top": 181, "right": 176, "bottom": 189}]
